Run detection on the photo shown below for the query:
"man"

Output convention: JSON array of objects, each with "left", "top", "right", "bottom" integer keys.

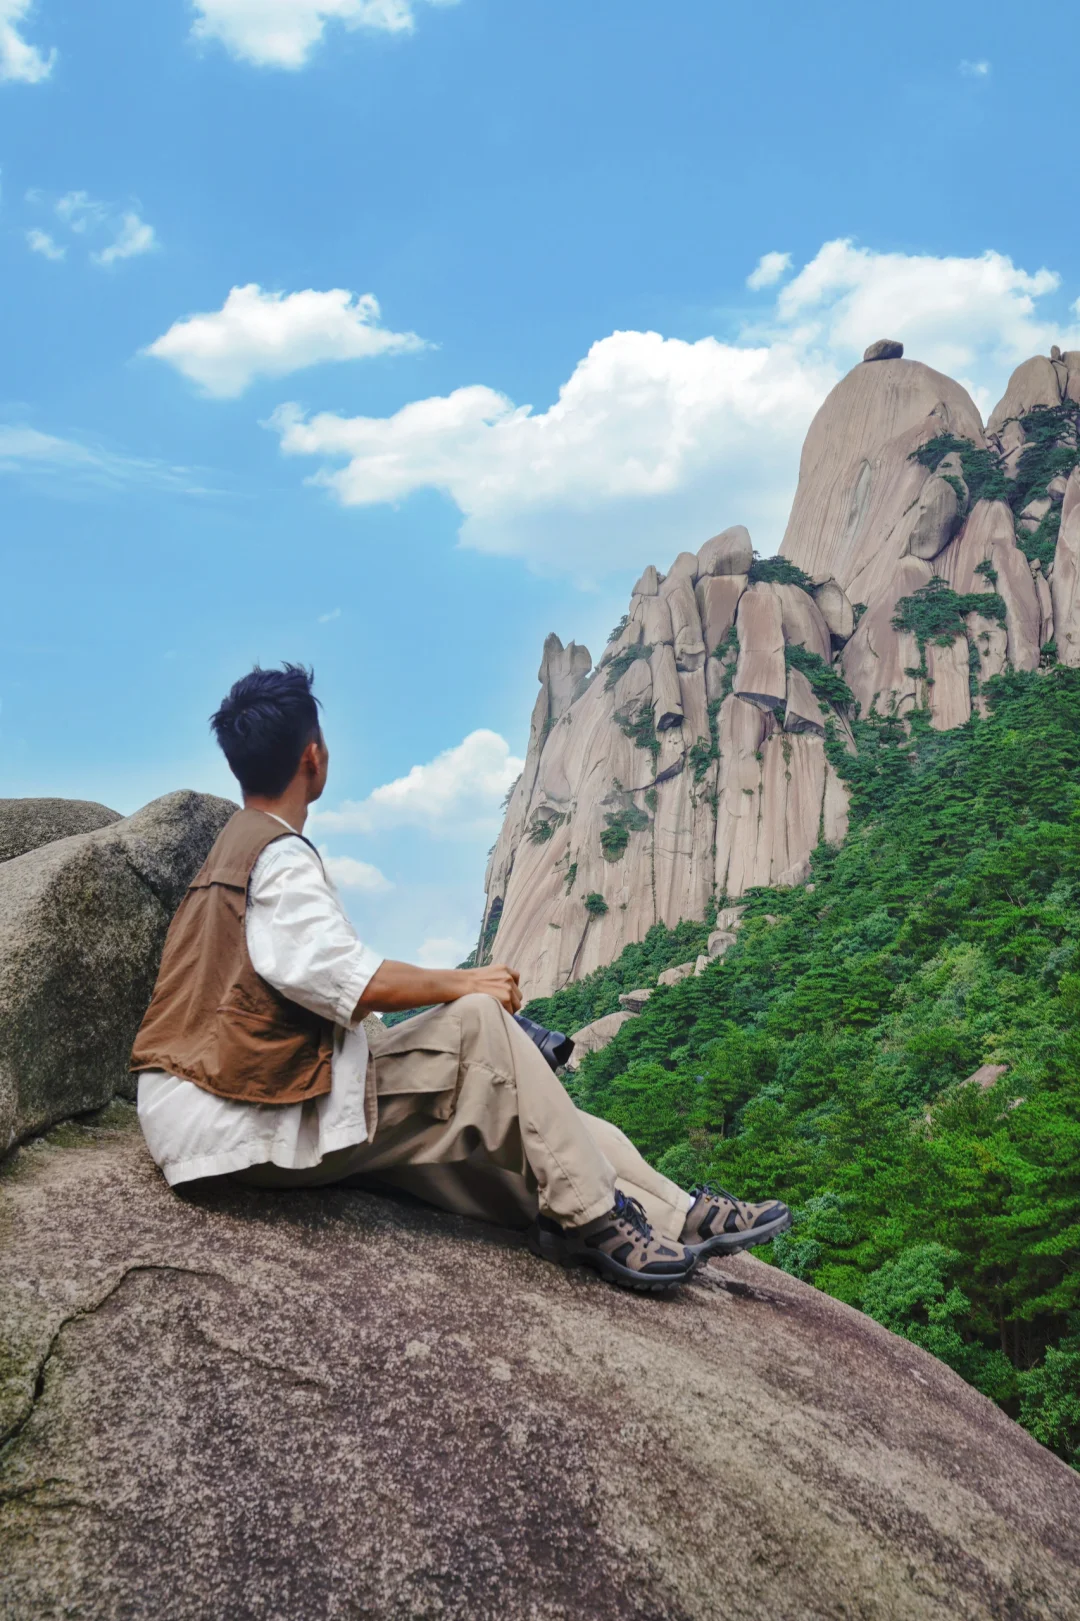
[{"left": 133, "top": 665, "right": 791, "bottom": 1294}]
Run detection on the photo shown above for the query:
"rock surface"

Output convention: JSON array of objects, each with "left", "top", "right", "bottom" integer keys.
[
  {"left": 0, "top": 797, "right": 120, "bottom": 864},
  {"left": 566, "top": 1009, "right": 637, "bottom": 1066},
  {"left": 0, "top": 791, "right": 236, "bottom": 1154},
  {"left": 2, "top": 1110, "right": 1079, "bottom": 1621}
]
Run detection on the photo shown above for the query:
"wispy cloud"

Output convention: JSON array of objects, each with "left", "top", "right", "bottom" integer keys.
[
  {"left": 317, "top": 847, "right": 392, "bottom": 892},
  {"left": 55, "top": 190, "right": 109, "bottom": 233},
  {"left": 0, "top": 423, "right": 215, "bottom": 495},
  {"left": 416, "top": 934, "right": 472, "bottom": 969},
  {"left": 318, "top": 607, "right": 341, "bottom": 623},
  {"left": 92, "top": 210, "right": 157, "bottom": 267},
  {"left": 0, "top": 0, "right": 54, "bottom": 84},
  {"left": 747, "top": 251, "right": 792, "bottom": 290},
  {"left": 959, "top": 59, "right": 991, "bottom": 77},
  {"left": 26, "top": 190, "right": 159, "bottom": 269},
  {"left": 26, "top": 227, "right": 64, "bottom": 260}
]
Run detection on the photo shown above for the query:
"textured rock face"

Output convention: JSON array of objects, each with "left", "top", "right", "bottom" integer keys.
[
  {"left": 566, "top": 1009, "right": 636, "bottom": 1065},
  {"left": 3, "top": 1111, "right": 1079, "bottom": 1621},
  {"left": 0, "top": 791, "right": 236, "bottom": 1154},
  {"left": 779, "top": 357, "right": 984, "bottom": 593},
  {"left": 483, "top": 349, "right": 1080, "bottom": 998},
  {"left": 0, "top": 797, "right": 120, "bottom": 863}
]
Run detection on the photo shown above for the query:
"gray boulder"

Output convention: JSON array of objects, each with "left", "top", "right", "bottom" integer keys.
[
  {"left": 0, "top": 791, "right": 236, "bottom": 1154},
  {"left": 2, "top": 1110, "right": 1079, "bottom": 1619},
  {"left": 863, "top": 338, "right": 904, "bottom": 361},
  {"left": 0, "top": 797, "right": 120, "bottom": 863}
]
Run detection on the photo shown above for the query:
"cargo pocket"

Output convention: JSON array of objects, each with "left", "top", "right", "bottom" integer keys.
[
  {"left": 374, "top": 1048, "right": 460, "bottom": 1124},
  {"left": 370, "top": 1010, "right": 462, "bottom": 1126}
]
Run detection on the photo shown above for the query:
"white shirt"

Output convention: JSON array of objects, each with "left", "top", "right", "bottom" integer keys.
[{"left": 137, "top": 816, "right": 384, "bottom": 1187}]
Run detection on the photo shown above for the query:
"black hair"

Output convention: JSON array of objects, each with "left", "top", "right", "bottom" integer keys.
[{"left": 210, "top": 664, "right": 322, "bottom": 797}]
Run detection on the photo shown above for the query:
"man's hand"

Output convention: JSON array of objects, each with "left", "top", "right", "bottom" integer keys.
[
  {"left": 356, "top": 959, "right": 522, "bottom": 1019},
  {"left": 454, "top": 963, "right": 522, "bottom": 1014}
]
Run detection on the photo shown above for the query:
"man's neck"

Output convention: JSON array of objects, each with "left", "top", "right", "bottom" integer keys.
[{"left": 243, "top": 788, "right": 310, "bottom": 834}]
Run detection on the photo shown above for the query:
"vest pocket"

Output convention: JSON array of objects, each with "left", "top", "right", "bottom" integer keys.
[{"left": 213, "top": 1001, "right": 330, "bottom": 1103}]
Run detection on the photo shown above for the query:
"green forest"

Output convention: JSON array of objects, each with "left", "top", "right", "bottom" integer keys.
[{"left": 525, "top": 668, "right": 1080, "bottom": 1468}]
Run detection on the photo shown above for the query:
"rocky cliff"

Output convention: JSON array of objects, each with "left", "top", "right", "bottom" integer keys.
[{"left": 483, "top": 344, "right": 1080, "bottom": 998}]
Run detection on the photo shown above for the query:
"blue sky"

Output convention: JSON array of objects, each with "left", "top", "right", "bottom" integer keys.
[{"left": 2, "top": 0, "right": 1079, "bottom": 965}]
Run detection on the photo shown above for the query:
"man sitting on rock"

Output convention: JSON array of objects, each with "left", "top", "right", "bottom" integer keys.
[{"left": 132, "top": 664, "right": 791, "bottom": 1293}]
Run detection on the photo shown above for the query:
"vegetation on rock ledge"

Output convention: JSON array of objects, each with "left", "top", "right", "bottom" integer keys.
[{"left": 530, "top": 669, "right": 1080, "bottom": 1468}]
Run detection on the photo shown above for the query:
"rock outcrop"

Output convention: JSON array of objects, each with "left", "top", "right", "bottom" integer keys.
[
  {"left": 2, "top": 1108, "right": 1079, "bottom": 1621},
  {"left": 0, "top": 796, "right": 120, "bottom": 863},
  {"left": 0, "top": 791, "right": 236, "bottom": 1154},
  {"left": 482, "top": 347, "right": 1080, "bottom": 997}
]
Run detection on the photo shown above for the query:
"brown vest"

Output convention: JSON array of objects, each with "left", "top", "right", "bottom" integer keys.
[{"left": 131, "top": 808, "right": 335, "bottom": 1106}]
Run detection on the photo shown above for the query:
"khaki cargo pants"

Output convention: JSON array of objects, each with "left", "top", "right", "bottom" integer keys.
[{"left": 237, "top": 993, "right": 691, "bottom": 1239}]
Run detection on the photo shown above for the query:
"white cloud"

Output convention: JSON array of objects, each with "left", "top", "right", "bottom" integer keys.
[
  {"left": 145, "top": 283, "right": 424, "bottom": 399},
  {"left": 92, "top": 210, "right": 157, "bottom": 267},
  {"left": 318, "top": 606, "right": 341, "bottom": 622},
  {"left": 0, "top": 0, "right": 54, "bottom": 83},
  {"left": 960, "top": 59, "right": 990, "bottom": 77},
  {"left": 26, "top": 227, "right": 64, "bottom": 260},
  {"left": 416, "top": 934, "right": 472, "bottom": 969},
  {"left": 317, "top": 847, "right": 392, "bottom": 892},
  {"left": 747, "top": 251, "right": 791, "bottom": 290},
  {"left": 191, "top": 0, "right": 458, "bottom": 69},
  {"left": 268, "top": 238, "right": 1080, "bottom": 576},
  {"left": 311, "top": 729, "right": 524, "bottom": 838}
]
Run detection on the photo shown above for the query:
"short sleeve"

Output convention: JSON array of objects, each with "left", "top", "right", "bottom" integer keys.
[{"left": 246, "top": 838, "right": 383, "bottom": 1028}]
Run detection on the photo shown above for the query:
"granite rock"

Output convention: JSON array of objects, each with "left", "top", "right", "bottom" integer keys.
[{"left": 2, "top": 1111, "right": 1079, "bottom": 1621}]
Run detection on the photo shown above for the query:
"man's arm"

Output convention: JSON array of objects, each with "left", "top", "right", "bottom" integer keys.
[{"left": 356, "top": 960, "right": 522, "bottom": 1019}]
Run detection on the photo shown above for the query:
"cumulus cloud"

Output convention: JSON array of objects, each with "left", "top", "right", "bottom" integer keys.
[
  {"left": 92, "top": 210, "right": 157, "bottom": 267},
  {"left": 317, "top": 847, "right": 392, "bottom": 892},
  {"left": 747, "top": 251, "right": 792, "bottom": 290},
  {"left": 191, "top": 0, "right": 458, "bottom": 69},
  {"left": 772, "top": 240, "right": 1070, "bottom": 402},
  {"left": 311, "top": 730, "right": 524, "bottom": 838},
  {"left": 26, "top": 228, "right": 64, "bottom": 260},
  {"left": 960, "top": 59, "right": 991, "bottom": 77},
  {"left": 145, "top": 284, "right": 425, "bottom": 398},
  {"left": 0, "top": 0, "right": 54, "bottom": 83},
  {"left": 415, "top": 934, "right": 473, "bottom": 969},
  {"left": 267, "top": 238, "right": 1080, "bottom": 576}
]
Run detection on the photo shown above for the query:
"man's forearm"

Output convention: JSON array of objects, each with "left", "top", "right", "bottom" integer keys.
[
  {"left": 356, "top": 959, "right": 523, "bottom": 1020},
  {"left": 355, "top": 960, "right": 475, "bottom": 1018}
]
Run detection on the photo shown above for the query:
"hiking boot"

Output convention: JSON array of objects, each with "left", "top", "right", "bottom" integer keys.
[
  {"left": 528, "top": 1190, "right": 697, "bottom": 1293},
  {"left": 680, "top": 1183, "right": 792, "bottom": 1258}
]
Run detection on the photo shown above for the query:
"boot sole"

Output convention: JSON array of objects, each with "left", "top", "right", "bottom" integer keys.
[
  {"left": 527, "top": 1226, "right": 695, "bottom": 1294},
  {"left": 685, "top": 1208, "right": 793, "bottom": 1260}
]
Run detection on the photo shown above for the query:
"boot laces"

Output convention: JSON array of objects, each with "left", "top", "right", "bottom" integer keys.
[
  {"left": 613, "top": 1189, "right": 651, "bottom": 1237},
  {"left": 690, "top": 1182, "right": 735, "bottom": 1204}
]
